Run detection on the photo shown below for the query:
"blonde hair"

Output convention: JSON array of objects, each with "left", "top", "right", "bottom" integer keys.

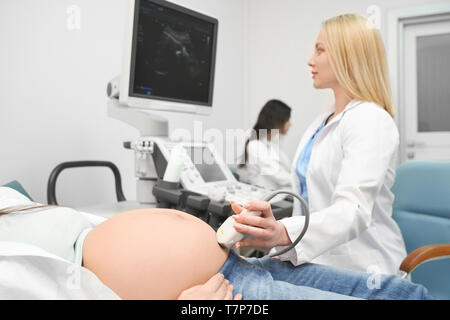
[{"left": 322, "top": 14, "right": 395, "bottom": 117}]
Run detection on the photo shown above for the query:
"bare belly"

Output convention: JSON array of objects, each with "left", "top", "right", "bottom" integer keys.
[{"left": 82, "top": 209, "right": 229, "bottom": 299}]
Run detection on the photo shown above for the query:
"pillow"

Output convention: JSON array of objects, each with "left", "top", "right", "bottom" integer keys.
[
  {"left": 1, "top": 181, "right": 33, "bottom": 201},
  {"left": 0, "top": 185, "right": 107, "bottom": 226}
]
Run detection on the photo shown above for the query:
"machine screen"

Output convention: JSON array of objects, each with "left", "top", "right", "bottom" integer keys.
[
  {"left": 130, "top": 0, "right": 217, "bottom": 105},
  {"left": 184, "top": 146, "right": 227, "bottom": 183}
]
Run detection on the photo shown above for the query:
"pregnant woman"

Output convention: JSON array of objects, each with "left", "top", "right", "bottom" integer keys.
[{"left": 0, "top": 186, "right": 432, "bottom": 300}]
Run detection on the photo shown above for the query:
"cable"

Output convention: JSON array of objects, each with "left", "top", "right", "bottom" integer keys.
[{"left": 261, "top": 190, "right": 310, "bottom": 258}]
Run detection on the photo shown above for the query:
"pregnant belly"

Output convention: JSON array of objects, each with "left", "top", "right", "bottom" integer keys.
[{"left": 82, "top": 209, "right": 229, "bottom": 299}]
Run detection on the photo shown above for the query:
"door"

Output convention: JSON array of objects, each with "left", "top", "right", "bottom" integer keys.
[{"left": 402, "top": 19, "right": 450, "bottom": 161}]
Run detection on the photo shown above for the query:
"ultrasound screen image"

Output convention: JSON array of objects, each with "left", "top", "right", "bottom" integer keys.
[{"left": 131, "top": 0, "right": 217, "bottom": 105}]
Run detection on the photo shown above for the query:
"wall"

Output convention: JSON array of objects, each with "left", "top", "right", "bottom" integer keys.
[
  {"left": 245, "top": 0, "right": 450, "bottom": 161},
  {"left": 0, "top": 0, "right": 248, "bottom": 207},
  {"left": 2, "top": 0, "right": 447, "bottom": 207}
]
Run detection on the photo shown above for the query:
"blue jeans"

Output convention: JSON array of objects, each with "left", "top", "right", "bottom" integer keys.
[{"left": 218, "top": 250, "right": 434, "bottom": 300}]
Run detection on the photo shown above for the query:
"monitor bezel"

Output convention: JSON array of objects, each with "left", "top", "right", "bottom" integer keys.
[{"left": 120, "top": 0, "right": 218, "bottom": 115}]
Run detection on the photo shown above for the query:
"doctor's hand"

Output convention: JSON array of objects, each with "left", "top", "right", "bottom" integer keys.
[
  {"left": 230, "top": 201, "right": 292, "bottom": 250},
  {"left": 177, "top": 273, "right": 242, "bottom": 300}
]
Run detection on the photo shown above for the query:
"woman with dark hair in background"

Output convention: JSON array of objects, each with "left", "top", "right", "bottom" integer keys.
[{"left": 236, "top": 99, "right": 292, "bottom": 190}]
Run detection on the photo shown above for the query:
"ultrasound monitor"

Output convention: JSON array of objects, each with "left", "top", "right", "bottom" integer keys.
[{"left": 120, "top": 0, "right": 218, "bottom": 114}]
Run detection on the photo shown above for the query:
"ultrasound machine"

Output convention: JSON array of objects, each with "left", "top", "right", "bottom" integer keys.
[{"left": 107, "top": 0, "right": 293, "bottom": 229}]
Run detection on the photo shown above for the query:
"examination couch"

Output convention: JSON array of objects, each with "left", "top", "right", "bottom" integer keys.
[{"left": 1, "top": 160, "right": 450, "bottom": 299}]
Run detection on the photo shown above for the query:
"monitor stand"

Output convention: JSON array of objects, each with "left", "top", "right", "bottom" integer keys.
[
  {"left": 107, "top": 98, "right": 169, "bottom": 204},
  {"left": 107, "top": 98, "right": 169, "bottom": 137}
]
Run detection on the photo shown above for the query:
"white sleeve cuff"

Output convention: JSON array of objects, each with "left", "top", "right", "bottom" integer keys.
[{"left": 269, "top": 216, "right": 309, "bottom": 266}]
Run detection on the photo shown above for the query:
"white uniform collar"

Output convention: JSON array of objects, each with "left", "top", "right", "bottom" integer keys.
[{"left": 325, "top": 99, "right": 363, "bottom": 127}]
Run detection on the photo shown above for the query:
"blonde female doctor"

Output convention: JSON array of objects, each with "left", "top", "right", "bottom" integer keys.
[{"left": 231, "top": 13, "right": 407, "bottom": 275}]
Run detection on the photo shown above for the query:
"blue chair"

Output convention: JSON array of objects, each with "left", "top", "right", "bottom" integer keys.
[{"left": 391, "top": 161, "right": 450, "bottom": 299}]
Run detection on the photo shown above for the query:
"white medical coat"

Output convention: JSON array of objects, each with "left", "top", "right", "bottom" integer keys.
[
  {"left": 236, "top": 136, "right": 291, "bottom": 190},
  {"left": 271, "top": 99, "right": 407, "bottom": 275}
]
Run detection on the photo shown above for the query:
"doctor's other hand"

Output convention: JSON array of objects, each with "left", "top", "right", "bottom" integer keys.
[
  {"left": 230, "top": 201, "right": 292, "bottom": 250},
  {"left": 177, "top": 273, "right": 242, "bottom": 300}
]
